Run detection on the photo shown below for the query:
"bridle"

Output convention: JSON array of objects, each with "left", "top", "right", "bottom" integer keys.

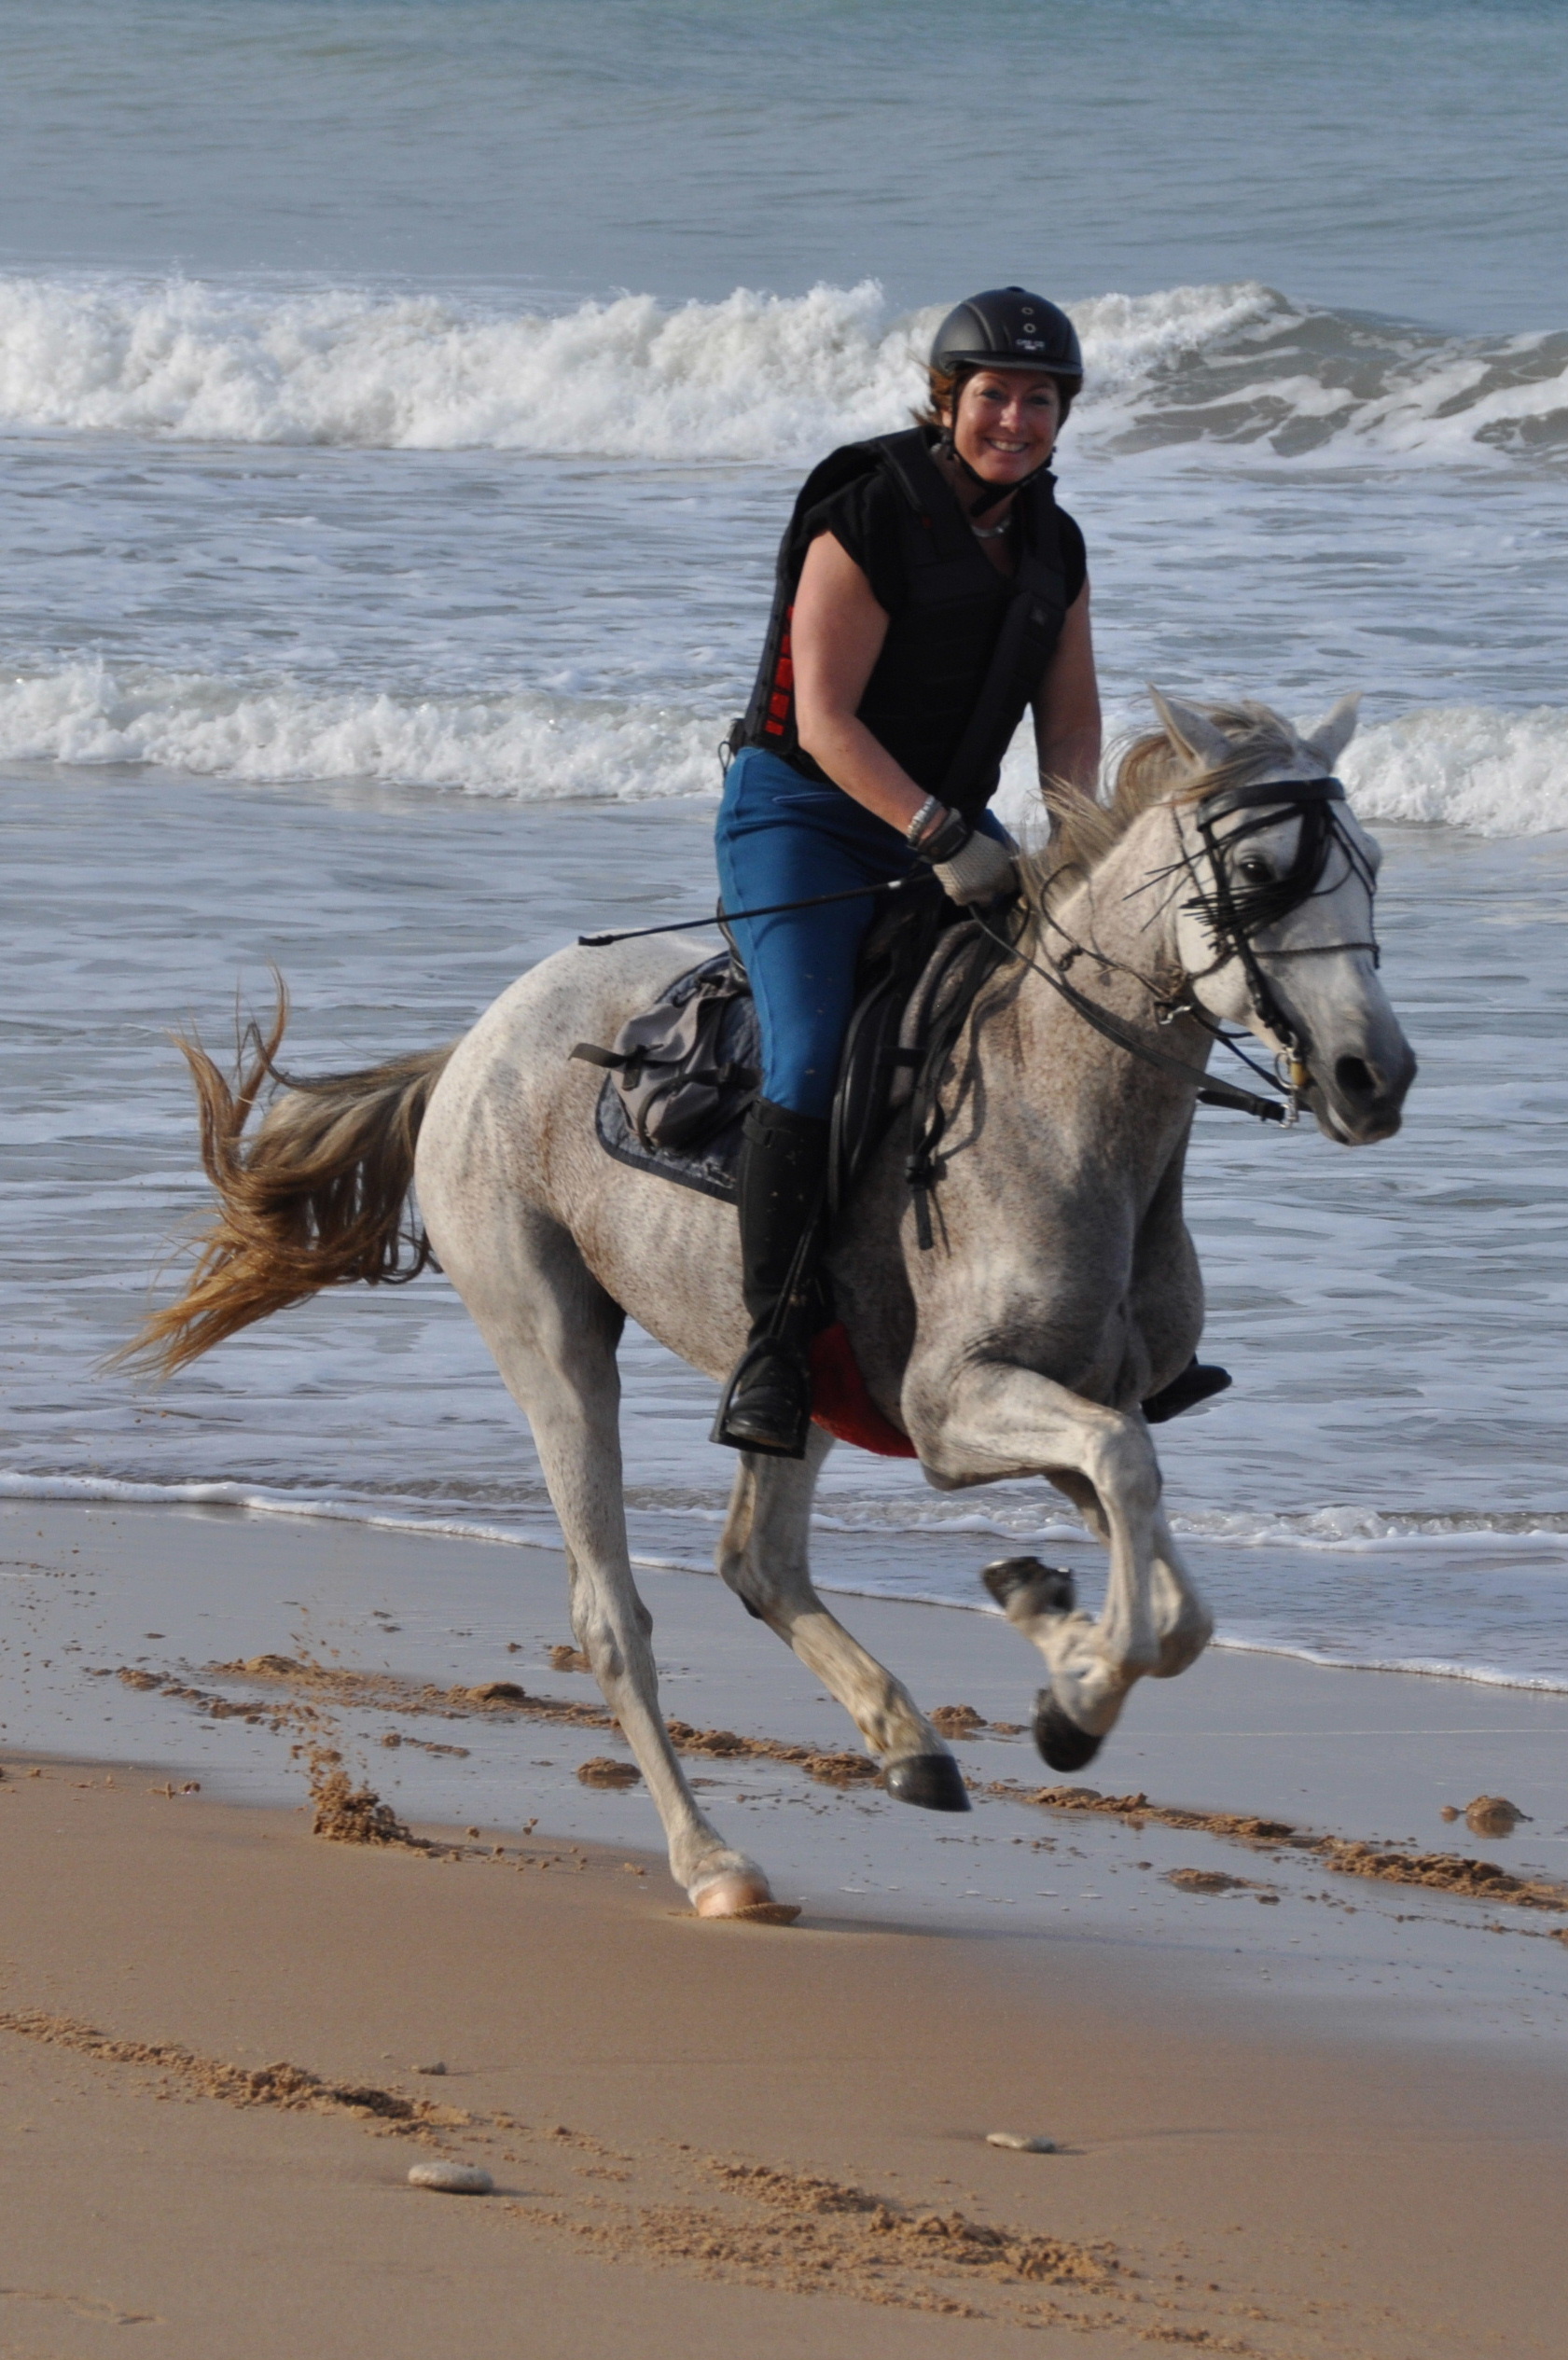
[
  {"left": 1168, "top": 775, "right": 1380, "bottom": 1096},
  {"left": 969, "top": 774, "right": 1381, "bottom": 1130}
]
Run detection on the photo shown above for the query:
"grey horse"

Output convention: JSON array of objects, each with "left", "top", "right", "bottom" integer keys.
[{"left": 133, "top": 691, "right": 1415, "bottom": 1918}]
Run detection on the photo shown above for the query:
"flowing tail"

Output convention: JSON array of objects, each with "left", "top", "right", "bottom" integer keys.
[{"left": 122, "top": 987, "right": 457, "bottom": 1375}]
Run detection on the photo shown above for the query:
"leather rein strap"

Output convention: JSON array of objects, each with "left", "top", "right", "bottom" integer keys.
[{"left": 904, "top": 776, "right": 1374, "bottom": 1247}]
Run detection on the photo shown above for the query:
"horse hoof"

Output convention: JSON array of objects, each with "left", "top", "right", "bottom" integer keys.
[
  {"left": 981, "top": 1557, "right": 1076, "bottom": 1617},
  {"left": 1033, "top": 1693, "right": 1103, "bottom": 1773},
  {"left": 884, "top": 1754, "right": 971, "bottom": 1812},
  {"left": 693, "top": 1872, "right": 775, "bottom": 1918}
]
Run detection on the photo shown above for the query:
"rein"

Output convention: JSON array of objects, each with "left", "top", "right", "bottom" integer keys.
[
  {"left": 1171, "top": 775, "right": 1379, "bottom": 1090},
  {"left": 970, "top": 905, "right": 1291, "bottom": 1124},
  {"left": 906, "top": 774, "right": 1381, "bottom": 1245}
]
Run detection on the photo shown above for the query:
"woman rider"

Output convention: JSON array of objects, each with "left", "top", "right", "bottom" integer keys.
[{"left": 712, "top": 287, "right": 1102, "bottom": 1459}]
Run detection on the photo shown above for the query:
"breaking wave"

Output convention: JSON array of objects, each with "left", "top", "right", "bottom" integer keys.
[
  {"left": 1343, "top": 705, "right": 1568, "bottom": 836},
  {"left": 5, "top": 659, "right": 1566, "bottom": 834},
  {"left": 0, "top": 271, "right": 1564, "bottom": 465},
  {"left": 0, "top": 659, "right": 719, "bottom": 799}
]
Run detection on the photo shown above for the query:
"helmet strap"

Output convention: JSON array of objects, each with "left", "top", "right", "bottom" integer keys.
[
  {"left": 938, "top": 378, "right": 1056, "bottom": 519},
  {"left": 938, "top": 427, "right": 1053, "bottom": 521}
]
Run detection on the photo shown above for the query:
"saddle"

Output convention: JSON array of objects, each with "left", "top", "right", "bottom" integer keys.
[
  {"left": 572, "top": 891, "right": 1013, "bottom": 1217},
  {"left": 570, "top": 898, "right": 1228, "bottom": 1450}
]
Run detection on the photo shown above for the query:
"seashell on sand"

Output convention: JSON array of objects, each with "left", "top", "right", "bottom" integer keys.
[
  {"left": 408, "top": 2160, "right": 493, "bottom": 2195},
  {"left": 986, "top": 2131, "right": 1057, "bottom": 2153}
]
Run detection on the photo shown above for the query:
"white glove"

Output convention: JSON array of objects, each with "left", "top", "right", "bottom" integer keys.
[{"left": 931, "top": 826, "right": 1017, "bottom": 906}]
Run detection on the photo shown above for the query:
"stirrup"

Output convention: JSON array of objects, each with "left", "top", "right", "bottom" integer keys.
[
  {"left": 712, "top": 1336, "right": 812, "bottom": 1459},
  {"left": 1142, "top": 1359, "right": 1232, "bottom": 1424}
]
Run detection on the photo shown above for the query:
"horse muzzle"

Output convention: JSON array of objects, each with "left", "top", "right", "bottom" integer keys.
[{"left": 1307, "top": 1032, "right": 1418, "bottom": 1145}]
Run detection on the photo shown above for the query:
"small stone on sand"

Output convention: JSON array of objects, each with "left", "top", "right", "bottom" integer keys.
[
  {"left": 577, "top": 1756, "right": 641, "bottom": 1787},
  {"left": 408, "top": 2160, "right": 492, "bottom": 2195},
  {"left": 243, "top": 1655, "right": 302, "bottom": 1676},
  {"left": 412, "top": 2061, "right": 447, "bottom": 2075},
  {"left": 986, "top": 2131, "right": 1057, "bottom": 2153},
  {"left": 1464, "top": 1795, "right": 1530, "bottom": 1837},
  {"left": 466, "top": 1681, "right": 527, "bottom": 1704}
]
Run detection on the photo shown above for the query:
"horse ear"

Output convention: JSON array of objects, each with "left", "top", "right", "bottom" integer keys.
[
  {"left": 1303, "top": 691, "right": 1361, "bottom": 770},
  {"left": 1147, "top": 686, "right": 1231, "bottom": 768}
]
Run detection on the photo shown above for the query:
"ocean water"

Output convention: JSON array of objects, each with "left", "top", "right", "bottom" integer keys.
[{"left": 4, "top": 0, "right": 1568, "bottom": 1696}]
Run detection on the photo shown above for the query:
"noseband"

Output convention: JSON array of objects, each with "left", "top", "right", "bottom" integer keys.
[
  {"left": 969, "top": 769, "right": 1381, "bottom": 1137},
  {"left": 1178, "top": 776, "right": 1380, "bottom": 1084}
]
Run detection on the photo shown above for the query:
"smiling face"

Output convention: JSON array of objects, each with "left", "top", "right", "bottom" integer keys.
[{"left": 945, "top": 368, "right": 1062, "bottom": 484}]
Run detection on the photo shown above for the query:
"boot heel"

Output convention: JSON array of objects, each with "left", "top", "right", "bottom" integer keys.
[{"left": 712, "top": 1338, "right": 812, "bottom": 1458}]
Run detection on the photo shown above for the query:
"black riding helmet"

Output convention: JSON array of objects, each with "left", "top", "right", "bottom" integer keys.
[
  {"left": 931, "top": 286, "right": 1083, "bottom": 383},
  {"left": 928, "top": 286, "right": 1083, "bottom": 518}
]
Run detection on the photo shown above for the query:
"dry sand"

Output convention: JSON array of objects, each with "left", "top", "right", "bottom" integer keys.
[{"left": 2, "top": 1501, "right": 1567, "bottom": 2355}]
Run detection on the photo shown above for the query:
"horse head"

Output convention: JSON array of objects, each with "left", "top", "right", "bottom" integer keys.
[{"left": 1147, "top": 687, "right": 1416, "bottom": 1144}]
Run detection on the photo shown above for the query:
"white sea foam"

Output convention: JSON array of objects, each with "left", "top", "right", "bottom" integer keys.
[
  {"left": 4, "top": 1471, "right": 1563, "bottom": 1691},
  {"left": 1, "top": 271, "right": 1562, "bottom": 465},
  {"left": 6, "top": 659, "right": 1565, "bottom": 834},
  {"left": 1343, "top": 705, "right": 1568, "bottom": 836},
  {"left": 0, "top": 659, "right": 718, "bottom": 798},
  {"left": 0, "top": 275, "right": 929, "bottom": 457}
]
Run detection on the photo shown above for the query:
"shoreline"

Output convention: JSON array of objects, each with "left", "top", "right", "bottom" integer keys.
[
  {"left": 5, "top": 1499, "right": 1567, "bottom": 2056},
  {"left": 6, "top": 1474, "right": 1567, "bottom": 1697}
]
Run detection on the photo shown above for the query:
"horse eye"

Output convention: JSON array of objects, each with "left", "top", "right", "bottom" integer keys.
[{"left": 1237, "top": 855, "right": 1272, "bottom": 885}]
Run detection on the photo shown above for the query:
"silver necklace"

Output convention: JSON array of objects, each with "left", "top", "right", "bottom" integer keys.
[{"left": 970, "top": 512, "right": 1013, "bottom": 540}]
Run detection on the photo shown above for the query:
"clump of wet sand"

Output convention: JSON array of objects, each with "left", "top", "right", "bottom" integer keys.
[
  {"left": 303, "top": 1746, "right": 416, "bottom": 1847},
  {"left": 1164, "top": 1867, "right": 1271, "bottom": 1896},
  {"left": 986, "top": 1780, "right": 1568, "bottom": 1914},
  {"left": 930, "top": 1703, "right": 987, "bottom": 1737},
  {"left": 1439, "top": 1795, "right": 1532, "bottom": 1837}
]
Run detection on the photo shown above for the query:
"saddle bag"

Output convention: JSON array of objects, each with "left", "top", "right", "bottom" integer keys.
[{"left": 571, "top": 954, "right": 758, "bottom": 1153}]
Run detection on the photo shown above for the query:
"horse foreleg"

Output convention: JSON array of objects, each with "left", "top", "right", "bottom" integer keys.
[
  {"left": 915, "top": 1362, "right": 1165, "bottom": 1755},
  {"left": 1148, "top": 1504, "right": 1213, "bottom": 1677},
  {"left": 716, "top": 1435, "right": 968, "bottom": 1812}
]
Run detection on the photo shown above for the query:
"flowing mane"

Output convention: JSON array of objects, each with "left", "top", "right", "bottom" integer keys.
[{"left": 1022, "top": 699, "right": 1325, "bottom": 907}]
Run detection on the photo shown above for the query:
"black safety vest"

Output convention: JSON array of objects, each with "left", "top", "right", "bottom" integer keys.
[{"left": 733, "top": 426, "right": 1068, "bottom": 822}]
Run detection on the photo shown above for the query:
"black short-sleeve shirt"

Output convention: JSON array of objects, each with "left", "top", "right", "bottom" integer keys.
[{"left": 812, "top": 467, "right": 1087, "bottom": 615}]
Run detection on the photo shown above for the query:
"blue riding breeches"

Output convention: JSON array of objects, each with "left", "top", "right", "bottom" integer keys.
[{"left": 714, "top": 746, "right": 1008, "bottom": 1120}]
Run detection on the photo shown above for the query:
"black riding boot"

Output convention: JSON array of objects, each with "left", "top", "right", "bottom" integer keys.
[
  {"left": 1142, "top": 1357, "right": 1232, "bottom": 1423},
  {"left": 711, "top": 1099, "right": 830, "bottom": 1459}
]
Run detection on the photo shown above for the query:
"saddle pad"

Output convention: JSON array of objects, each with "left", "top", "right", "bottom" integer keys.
[{"left": 594, "top": 954, "right": 756, "bottom": 1201}]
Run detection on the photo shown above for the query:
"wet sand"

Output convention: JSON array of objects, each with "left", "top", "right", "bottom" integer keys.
[
  {"left": 2, "top": 1759, "right": 1564, "bottom": 2360},
  {"left": 3, "top": 1502, "right": 1567, "bottom": 2353}
]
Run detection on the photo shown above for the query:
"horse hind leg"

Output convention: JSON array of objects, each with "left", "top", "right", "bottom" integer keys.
[
  {"left": 717, "top": 1433, "right": 969, "bottom": 1812},
  {"left": 437, "top": 1202, "right": 779, "bottom": 1915}
]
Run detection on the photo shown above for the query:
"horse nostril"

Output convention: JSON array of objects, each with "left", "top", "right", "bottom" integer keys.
[{"left": 1334, "top": 1054, "right": 1377, "bottom": 1101}]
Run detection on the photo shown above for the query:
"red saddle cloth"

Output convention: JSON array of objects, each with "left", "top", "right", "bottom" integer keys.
[{"left": 808, "top": 1322, "right": 918, "bottom": 1459}]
